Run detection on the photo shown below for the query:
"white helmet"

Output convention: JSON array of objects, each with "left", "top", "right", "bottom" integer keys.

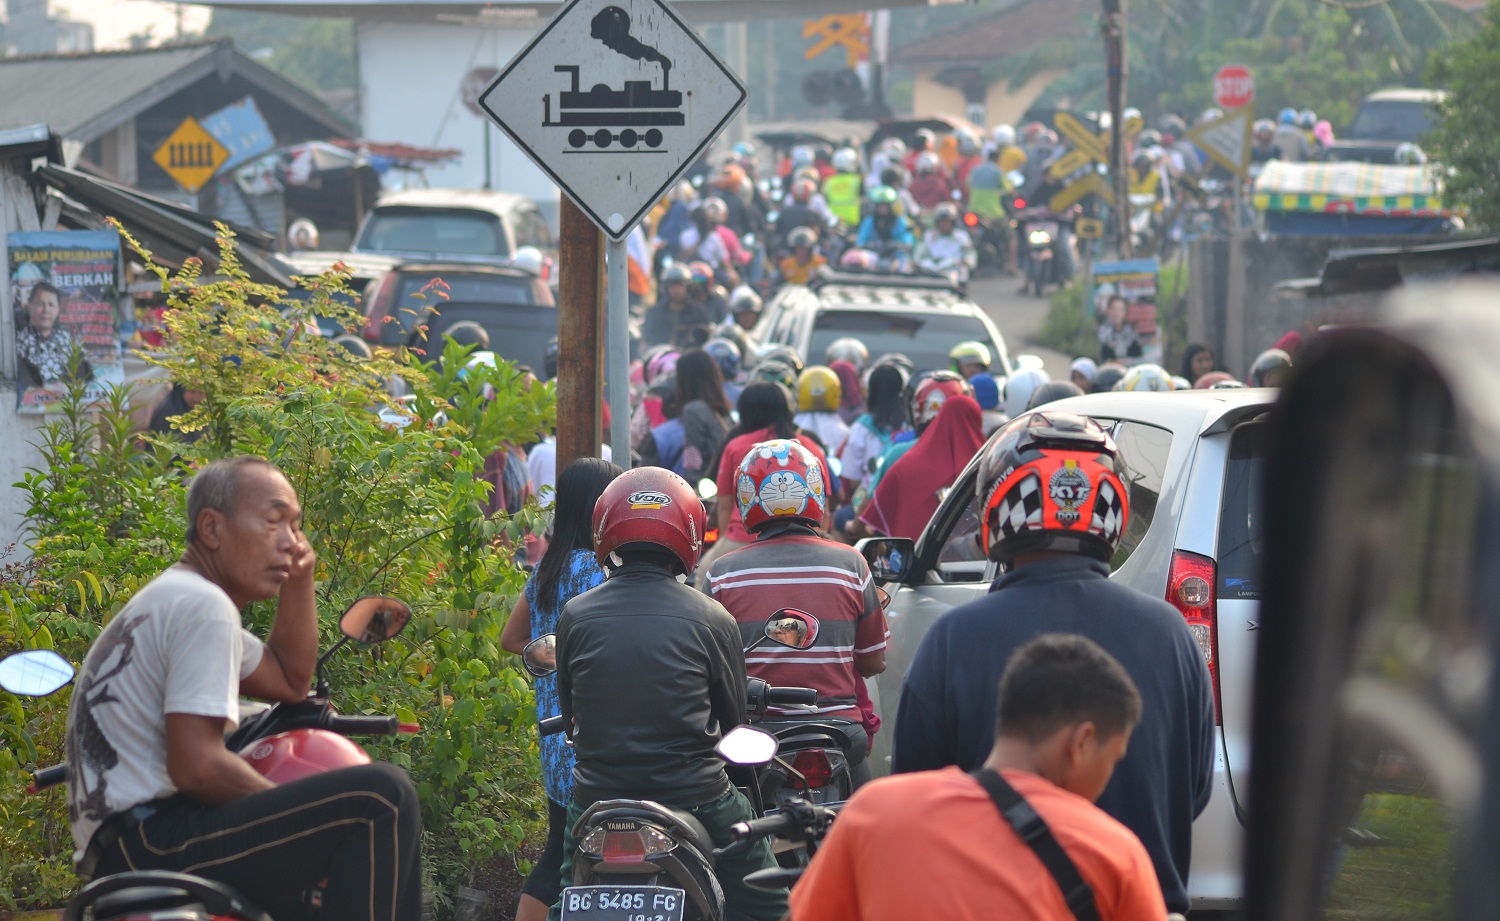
[
  {"left": 791, "top": 145, "right": 816, "bottom": 168},
  {"left": 832, "top": 147, "right": 860, "bottom": 173},
  {"left": 512, "top": 246, "right": 545, "bottom": 276},
  {"left": 991, "top": 124, "right": 1016, "bottom": 148},
  {"left": 1002, "top": 367, "right": 1051, "bottom": 418}
]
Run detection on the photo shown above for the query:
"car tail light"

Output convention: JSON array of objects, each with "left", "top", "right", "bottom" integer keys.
[
  {"left": 1013, "top": 198, "right": 1027, "bottom": 209},
  {"left": 581, "top": 825, "right": 675, "bottom": 864},
  {"left": 963, "top": 212, "right": 979, "bottom": 227},
  {"left": 363, "top": 271, "right": 399, "bottom": 341},
  {"left": 1168, "top": 550, "right": 1221, "bottom": 725},
  {"left": 786, "top": 749, "right": 833, "bottom": 789}
]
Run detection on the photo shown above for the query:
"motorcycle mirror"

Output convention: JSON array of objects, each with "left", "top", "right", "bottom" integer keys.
[
  {"left": 523, "top": 633, "right": 558, "bottom": 678},
  {"left": 339, "top": 596, "right": 413, "bottom": 645},
  {"left": 698, "top": 478, "right": 719, "bottom": 500},
  {"left": 876, "top": 586, "right": 892, "bottom": 609},
  {"left": 764, "top": 609, "right": 820, "bottom": 650},
  {"left": 0, "top": 649, "right": 74, "bottom": 697},
  {"left": 715, "top": 726, "right": 778, "bottom": 766}
]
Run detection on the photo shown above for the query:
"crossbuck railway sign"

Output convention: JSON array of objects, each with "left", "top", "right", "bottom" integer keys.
[{"left": 479, "top": 0, "right": 748, "bottom": 239}]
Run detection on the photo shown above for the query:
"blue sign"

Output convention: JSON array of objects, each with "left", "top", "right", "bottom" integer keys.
[{"left": 200, "top": 97, "right": 276, "bottom": 173}]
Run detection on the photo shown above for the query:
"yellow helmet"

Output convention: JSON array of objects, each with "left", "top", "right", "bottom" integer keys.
[{"left": 797, "top": 365, "right": 842, "bottom": 413}]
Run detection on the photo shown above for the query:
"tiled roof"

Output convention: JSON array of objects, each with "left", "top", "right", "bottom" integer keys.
[{"left": 892, "top": 0, "right": 1096, "bottom": 66}]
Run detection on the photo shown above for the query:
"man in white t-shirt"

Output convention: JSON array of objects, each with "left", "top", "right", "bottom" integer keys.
[{"left": 65, "top": 456, "right": 421, "bottom": 921}]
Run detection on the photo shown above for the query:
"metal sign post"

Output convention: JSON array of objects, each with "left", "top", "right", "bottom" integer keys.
[
  {"left": 606, "top": 237, "right": 631, "bottom": 465},
  {"left": 479, "top": 0, "right": 747, "bottom": 471}
]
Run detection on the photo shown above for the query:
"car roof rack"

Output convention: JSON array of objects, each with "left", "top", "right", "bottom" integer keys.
[{"left": 807, "top": 266, "right": 958, "bottom": 294}]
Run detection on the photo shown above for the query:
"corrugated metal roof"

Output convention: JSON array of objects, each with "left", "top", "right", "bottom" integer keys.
[{"left": 0, "top": 40, "right": 225, "bottom": 140}]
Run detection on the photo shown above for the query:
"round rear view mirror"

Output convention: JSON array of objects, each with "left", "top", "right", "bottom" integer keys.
[
  {"left": 523, "top": 634, "right": 558, "bottom": 678},
  {"left": 716, "top": 726, "right": 778, "bottom": 766},
  {"left": 339, "top": 596, "right": 412, "bottom": 645},
  {"left": 764, "top": 609, "right": 820, "bottom": 650},
  {"left": 0, "top": 649, "right": 75, "bottom": 697}
]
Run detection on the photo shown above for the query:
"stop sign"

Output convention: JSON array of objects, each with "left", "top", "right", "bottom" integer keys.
[{"left": 1214, "top": 64, "right": 1255, "bottom": 109}]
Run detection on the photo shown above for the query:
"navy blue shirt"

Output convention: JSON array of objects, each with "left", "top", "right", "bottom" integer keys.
[{"left": 892, "top": 555, "right": 1215, "bottom": 913}]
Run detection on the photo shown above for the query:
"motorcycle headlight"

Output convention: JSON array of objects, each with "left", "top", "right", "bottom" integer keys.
[{"left": 1028, "top": 230, "right": 1052, "bottom": 246}]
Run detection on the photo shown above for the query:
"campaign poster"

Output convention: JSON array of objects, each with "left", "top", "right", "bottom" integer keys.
[
  {"left": 1091, "top": 258, "right": 1161, "bottom": 367},
  {"left": 8, "top": 230, "right": 124, "bottom": 413}
]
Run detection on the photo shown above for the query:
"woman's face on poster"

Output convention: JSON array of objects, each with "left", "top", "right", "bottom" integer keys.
[{"left": 27, "top": 288, "right": 60, "bottom": 337}]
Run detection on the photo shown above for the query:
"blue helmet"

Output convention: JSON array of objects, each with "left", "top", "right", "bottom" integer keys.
[
  {"left": 704, "top": 337, "right": 742, "bottom": 379},
  {"left": 1278, "top": 107, "right": 1297, "bottom": 125}
]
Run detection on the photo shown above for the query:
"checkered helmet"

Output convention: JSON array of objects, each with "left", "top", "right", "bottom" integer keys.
[{"left": 977, "top": 411, "right": 1130, "bottom": 565}]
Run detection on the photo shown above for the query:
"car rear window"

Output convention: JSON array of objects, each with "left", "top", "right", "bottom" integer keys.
[
  {"left": 1347, "top": 100, "right": 1435, "bottom": 142},
  {"left": 1217, "top": 422, "right": 1268, "bottom": 599},
  {"left": 359, "top": 208, "right": 509, "bottom": 258},
  {"left": 396, "top": 273, "right": 541, "bottom": 312},
  {"left": 1107, "top": 421, "right": 1173, "bottom": 571},
  {"left": 810, "top": 311, "right": 997, "bottom": 375}
]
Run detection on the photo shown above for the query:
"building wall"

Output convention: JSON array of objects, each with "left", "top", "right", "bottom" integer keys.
[
  {"left": 357, "top": 22, "right": 562, "bottom": 226},
  {"left": 909, "top": 67, "right": 1066, "bottom": 128}
]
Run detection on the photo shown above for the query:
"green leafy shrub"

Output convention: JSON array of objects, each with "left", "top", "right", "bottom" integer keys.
[{"left": 0, "top": 226, "right": 555, "bottom": 914}]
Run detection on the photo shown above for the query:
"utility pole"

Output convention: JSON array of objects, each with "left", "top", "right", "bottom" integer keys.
[{"left": 1102, "top": 0, "right": 1131, "bottom": 258}]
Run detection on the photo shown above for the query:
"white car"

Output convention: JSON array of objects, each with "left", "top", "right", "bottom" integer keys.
[{"left": 862, "top": 388, "right": 1275, "bottom": 910}]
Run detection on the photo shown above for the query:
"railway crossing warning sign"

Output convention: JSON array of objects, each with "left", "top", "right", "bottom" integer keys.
[
  {"left": 152, "top": 117, "right": 230, "bottom": 193},
  {"left": 479, "top": 0, "right": 748, "bottom": 240}
]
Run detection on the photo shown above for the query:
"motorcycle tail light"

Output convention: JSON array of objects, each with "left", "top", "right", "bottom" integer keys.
[
  {"left": 1013, "top": 198, "right": 1027, "bottom": 209},
  {"left": 786, "top": 749, "right": 834, "bottom": 789},
  {"left": 582, "top": 825, "right": 675, "bottom": 864},
  {"left": 963, "top": 212, "right": 979, "bottom": 227},
  {"left": 1168, "top": 550, "right": 1221, "bottom": 725}
]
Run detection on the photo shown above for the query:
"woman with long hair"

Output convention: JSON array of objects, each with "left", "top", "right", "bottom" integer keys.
[
  {"left": 501, "top": 457, "right": 625, "bottom": 921},
  {"left": 1179, "top": 343, "right": 1217, "bottom": 385},
  {"left": 837, "top": 363, "right": 908, "bottom": 516},
  {"left": 674, "top": 349, "right": 733, "bottom": 484},
  {"left": 695, "top": 381, "right": 831, "bottom": 587}
]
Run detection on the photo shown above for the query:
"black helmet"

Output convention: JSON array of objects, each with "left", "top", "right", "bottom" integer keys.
[
  {"left": 1025, "top": 380, "right": 1085, "bottom": 411},
  {"left": 758, "top": 345, "right": 805, "bottom": 377},
  {"left": 977, "top": 411, "right": 1130, "bottom": 565},
  {"left": 1092, "top": 365, "right": 1127, "bottom": 393}
]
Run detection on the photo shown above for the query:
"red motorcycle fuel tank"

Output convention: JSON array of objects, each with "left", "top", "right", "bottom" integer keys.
[{"left": 239, "top": 729, "right": 371, "bottom": 784}]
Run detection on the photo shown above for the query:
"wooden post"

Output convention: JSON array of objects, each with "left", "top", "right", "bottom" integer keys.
[{"left": 555, "top": 196, "right": 604, "bottom": 473}]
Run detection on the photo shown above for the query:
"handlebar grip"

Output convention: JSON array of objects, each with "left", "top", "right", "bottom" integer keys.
[
  {"left": 29, "top": 763, "right": 66, "bottom": 793},
  {"left": 731, "top": 811, "right": 799, "bottom": 843},
  {"left": 538, "top": 715, "right": 567, "bottom": 737},
  {"left": 323, "top": 714, "right": 399, "bottom": 736},
  {"left": 766, "top": 687, "right": 818, "bottom": 706}
]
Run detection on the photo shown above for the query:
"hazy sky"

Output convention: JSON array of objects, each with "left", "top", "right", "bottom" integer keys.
[{"left": 52, "top": 0, "right": 212, "bottom": 49}]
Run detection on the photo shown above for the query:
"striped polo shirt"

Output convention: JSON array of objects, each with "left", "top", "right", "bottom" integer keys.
[{"left": 707, "top": 529, "right": 888, "bottom": 718}]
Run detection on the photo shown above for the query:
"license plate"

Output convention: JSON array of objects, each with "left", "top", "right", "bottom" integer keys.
[{"left": 559, "top": 885, "right": 686, "bottom": 921}]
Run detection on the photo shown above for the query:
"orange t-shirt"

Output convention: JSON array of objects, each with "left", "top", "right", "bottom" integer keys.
[
  {"left": 780, "top": 253, "right": 827, "bottom": 286},
  {"left": 789, "top": 767, "right": 1166, "bottom": 921}
]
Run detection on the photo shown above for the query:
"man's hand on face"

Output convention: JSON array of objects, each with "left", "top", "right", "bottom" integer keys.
[{"left": 286, "top": 531, "right": 316, "bottom": 590}]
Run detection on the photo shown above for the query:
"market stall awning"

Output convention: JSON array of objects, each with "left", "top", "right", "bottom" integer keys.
[{"left": 1253, "top": 161, "right": 1447, "bottom": 216}]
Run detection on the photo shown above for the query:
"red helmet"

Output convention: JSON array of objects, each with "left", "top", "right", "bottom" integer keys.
[
  {"left": 734, "top": 439, "right": 829, "bottom": 532},
  {"left": 978, "top": 411, "right": 1130, "bottom": 565},
  {"left": 593, "top": 467, "right": 705, "bottom": 573},
  {"left": 239, "top": 729, "right": 370, "bottom": 785},
  {"left": 907, "top": 370, "right": 972, "bottom": 432}
]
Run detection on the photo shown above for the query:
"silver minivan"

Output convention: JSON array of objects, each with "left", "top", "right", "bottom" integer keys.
[{"left": 863, "top": 389, "right": 1275, "bottom": 910}]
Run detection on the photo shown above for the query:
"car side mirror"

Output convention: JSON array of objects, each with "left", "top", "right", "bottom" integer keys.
[
  {"left": 339, "top": 596, "right": 412, "bottom": 645},
  {"left": 856, "top": 536, "right": 915, "bottom": 584},
  {"left": 523, "top": 633, "right": 557, "bottom": 677},
  {"left": 0, "top": 649, "right": 74, "bottom": 697},
  {"left": 715, "top": 725, "right": 778, "bottom": 766},
  {"left": 764, "top": 609, "right": 820, "bottom": 649}
]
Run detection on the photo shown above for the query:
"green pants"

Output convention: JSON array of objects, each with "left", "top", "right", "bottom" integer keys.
[{"left": 548, "top": 785, "right": 789, "bottom": 921}]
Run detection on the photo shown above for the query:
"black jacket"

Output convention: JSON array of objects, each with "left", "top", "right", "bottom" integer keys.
[
  {"left": 891, "top": 555, "right": 1215, "bottom": 913},
  {"left": 557, "top": 561, "right": 748, "bottom": 807},
  {"left": 641, "top": 302, "right": 713, "bottom": 351}
]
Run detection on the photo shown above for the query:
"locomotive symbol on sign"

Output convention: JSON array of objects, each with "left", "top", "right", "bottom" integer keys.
[{"left": 544, "top": 6, "right": 684, "bottom": 151}]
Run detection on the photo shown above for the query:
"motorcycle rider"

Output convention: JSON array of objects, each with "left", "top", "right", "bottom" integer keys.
[
  {"left": 793, "top": 365, "right": 852, "bottom": 455},
  {"left": 855, "top": 187, "right": 916, "bottom": 263},
  {"left": 908, "top": 152, "right": 956, "bottom": 214},
  {"left": 641, "top": 264, "right": 713, "bottom": 351},
  {"left": 65, "top": 457, "right": 421, "bottom": 921},
  {"left": 963, "top": 146, "right": 1018, "bottom": 275},
  {"left": 552, "top": 467, "right": 787, "bottom": 921},
  {"left": 775, "top": 178, "right": 828, "bottom": 251},
  {"left": 790, "top": 634, "right": 1163, "bottom": 921},
  {"left": 891, "top": 412, "right": 1216, "bottom": 914},
  {"left": 823, "top": 147, "right": 865, "bottom": 229},
  {"left": 1273, "top": 108, "right": 1311, "bottom": 162},
  {"left": 914, "top": 203, "right": 977, "bottom": 286},
  {"left": 948, "top": 340, "right": 992, "bottom": 380},
  {"left": 706, "top": 439, "right": 887, "bottom": 784},
  {"left": 779, "top": 226, "right": 828, "bottom": 286}
]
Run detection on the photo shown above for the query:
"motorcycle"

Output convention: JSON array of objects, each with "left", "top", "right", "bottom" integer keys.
[
  {"left": 1014, "top": 208, "right": 1074, "bottom": 297},
  {"left": 31, "top": 596, "right": 418, "bottom": 921},
  {"left": 962, "top": 211, "right": 1007, "bottom": 276},
  {"left": 525, "top": 610, "right": 821, "bottom": 921}
]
